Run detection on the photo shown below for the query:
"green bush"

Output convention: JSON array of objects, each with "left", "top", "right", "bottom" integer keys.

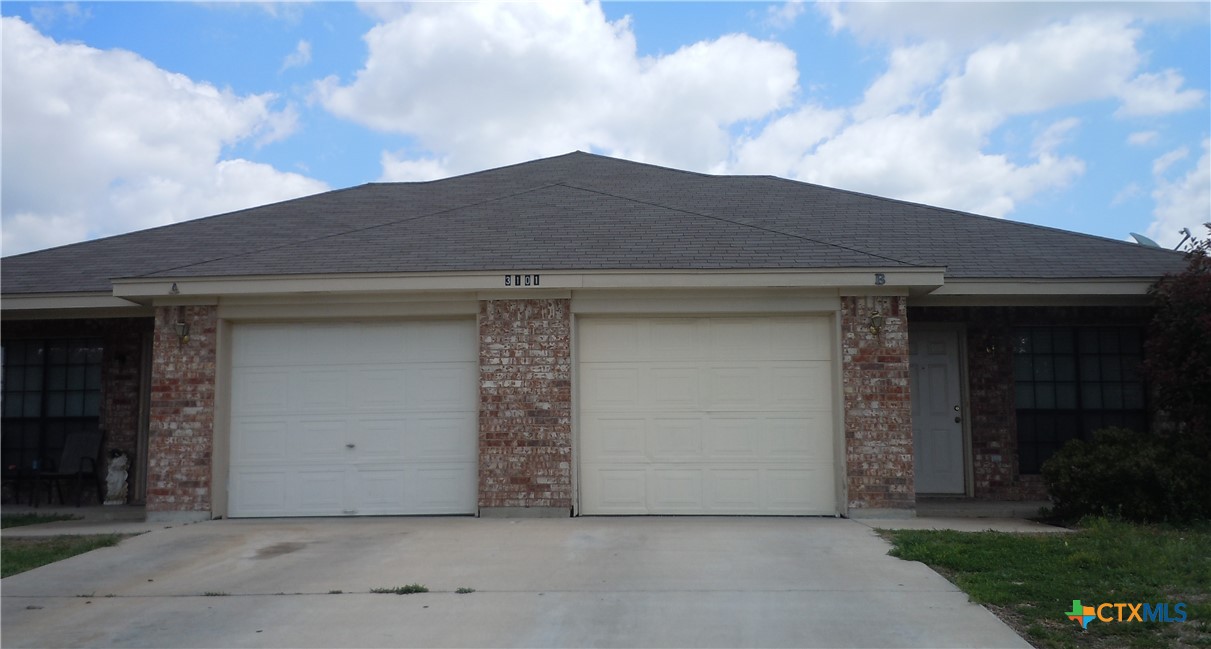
[{"left": 1041, "top": 427, "right": 1211, "bottom": 524}]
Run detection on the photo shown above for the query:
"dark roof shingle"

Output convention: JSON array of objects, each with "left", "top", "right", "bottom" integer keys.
[{"left": 1, "top": 151, "right": 1186, "bottom": 294}]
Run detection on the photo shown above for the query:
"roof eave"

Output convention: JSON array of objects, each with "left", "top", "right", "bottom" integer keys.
[{"left": 110, "top": 267, "right": 949, "bottom": 299}]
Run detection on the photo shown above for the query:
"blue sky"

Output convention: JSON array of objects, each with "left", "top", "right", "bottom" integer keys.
[{"left": 2, "top": 1, "right": 1208, "bottom": 256}]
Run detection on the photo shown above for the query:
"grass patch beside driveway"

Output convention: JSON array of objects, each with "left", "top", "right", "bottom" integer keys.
[
  {"left": 881, "top": 518, "right": 1210, "bottom": 648},
  {"left": 2, "top": 534, "right": 129, "bottom": 578},
  {"left": 1, "top": 513, "right": 81, "bottom": 529}
]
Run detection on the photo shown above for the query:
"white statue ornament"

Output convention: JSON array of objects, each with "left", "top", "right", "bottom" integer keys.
[{"left": 105, "top": 451, "right": 129, "bottom": 506}]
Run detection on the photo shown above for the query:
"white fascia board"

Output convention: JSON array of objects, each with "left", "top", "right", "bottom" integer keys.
[
  {"left": 913, "top": 278, "right": 1157, "bottom": 306},
  {"left": 0, "top": 293, "right": 152, "bottom": 319},
  {"left": 110, "top": 268, "right": 948, "bottom": 298}
]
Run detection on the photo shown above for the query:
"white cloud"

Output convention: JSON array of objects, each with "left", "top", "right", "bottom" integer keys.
[
  {"left": 722, "top": 9, "right": 1203, "bottom": 219},
  {"left": 0, "top": 17, "right": 327, "bottom": 256},
  {"left": 281, "top": 39, "right": 312, "bottom": 72},
  {"left": 1148, "top": 139, "right": 1210, "bottom": 247},
  {"left": 1116, "top": 70, "right": 1206, "bottom": 116},
  {"left": 765, "top": 1, "right": 806, "bottom": 30},
  {"left": 379, "top": 152, "right": 450, "bottom": 182},
  {"left": 317, "top": 1, "right": 797, "bottom": 176},
  {"left": 1153, "top": 147, "right": 1189, "bottom": 176},
  {"left": 1127, "top": 130, "right": 1158, "bottom": 146},
  {"left": 1111, "top": 182, "right": 1143, "bottom": 206},
  {"left": 1032, "top": 118, "right": 1081, "bottom": 157},
  {"left": 29, "top": 2, "right": 91, "bottom": 30}
]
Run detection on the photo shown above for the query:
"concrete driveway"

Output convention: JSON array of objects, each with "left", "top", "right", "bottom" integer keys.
[{"left": 2, "top": 517, "right": 1030, "bottom": 648}]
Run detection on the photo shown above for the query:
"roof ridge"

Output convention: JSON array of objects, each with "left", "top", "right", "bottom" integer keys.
[{"left": 558, "top": 181, "right": 924, "bottom": 268}]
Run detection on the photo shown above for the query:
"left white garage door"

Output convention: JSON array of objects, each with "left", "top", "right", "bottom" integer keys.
[{"left": 228, "top": 321, "right": 478, "bottom": 517}]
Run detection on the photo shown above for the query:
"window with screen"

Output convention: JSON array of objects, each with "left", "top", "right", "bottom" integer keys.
[
  {"left": 1013, "top": 327, "right": 1146, "bottom": 474},
  {"left": 2, "top": 339, "right": 103, "bottom": 472}
]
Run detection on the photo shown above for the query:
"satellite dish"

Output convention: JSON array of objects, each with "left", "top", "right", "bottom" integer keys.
[{"left": 1130, "top": 233, "right": 1162, "bottom": 248}]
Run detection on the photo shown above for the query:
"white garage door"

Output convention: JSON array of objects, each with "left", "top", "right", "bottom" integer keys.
[
  {"left": 579, "top": 316, "right": 836, "bottom": 515},
  {"left": 228, "top": 321, "right": 477, "bottom": 517}
]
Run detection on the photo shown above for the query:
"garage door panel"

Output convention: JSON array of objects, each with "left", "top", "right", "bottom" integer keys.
[
  {"left": 651, "top": 367, "right": 700, "bottom": 409},
  {"left": 578, "top": 320, "right": 641, "bottom": 363},
  {"left": 293, "top": 469, "right": 347, "bottom": 513},
  {"left": 401, "top": 321, "right": 477, "bottom": 362},
  {"left": 297, "top": 419, "right": 347, "bottom": 459},
  {"left": 580, "top": 367, "right": 640, "bottom": 408},
  {"left": 229, "top": 320, "right": 477, "bottom": 518},
  {"left": 579, "top": 316, "right": 836, "bottom": 515},
  {"left": 230, "top": 471, "right": 288, "bottom": 515},
  {"left": 705, "top": 366, "right": 762, "bottom": 408},
  {"left": 769, "top": 363, "right": 832, "bottom": 409},
  {"left": 231, "top": 370, "right": 292, "bottom": 414},
  {"left": 706, "top": 469, "right": 761, "bottom": 509},
  {"left": 299, "top": 370, "right": 350, "bottom": 412},
  {"left": 765, "top": 467, "right": 834, "bottom": 511},
  {"left": 354, "top": 369, "right": 407, "bottom": 410},
  {"left": 650, "top": 469, "right": 703, "bottom": 510},
  {"left": 408, "top": 465, "right": 476, "bottom": 513},
  {"left": 647, "top": 417, "right": 703, "bottom": 459},
  {"left": 581, "top": 417, "right": 646, "bottom": 458},
  {"left": 769, "top": 317, "right": 833, "bottom": 361},
  {"left": 406, "top": 365, "right": 476, "bottom": 411},
  {"left": 233, "top": 421, "right": 289, "bottom": 460},
  {"left": 650, "top": 320, "right": 703, "bottom": 360},
  {"left": 705, "top": 418, "right": 761, "bottom": 456},
  {"left": 353, "top": 469, "right": 406, "bottom": 513},
  {"left": 762, "top": 415, "right": 832, "bottom": 458},
  {"left": 356, "top": 418, "right": 406, "bottom": 458},
  {"left": 410, "top": 415, "right": 477, "bottom": 459},
  {"left": 584, "top": 468, "right": 648, "bottom": 513}
]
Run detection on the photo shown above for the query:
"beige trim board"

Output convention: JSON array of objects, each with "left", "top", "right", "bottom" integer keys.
[
  {"left": 928, "top": 279, "right": 1155, "bottom": 297},
  {"left": 1, "top": 293, "right": 152, "bottom": 319},
  {"left": 217, "top": 298, "right": 479, "bottom": 321},
  {"left": 111, "top": 267, "right": 948, "bottom": 298},
  {"left": 571, "top": 289, "right": 840, "bottom": 315}
]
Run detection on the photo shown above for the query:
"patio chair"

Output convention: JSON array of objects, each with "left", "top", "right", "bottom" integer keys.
[{"left": 37, "top": 431, "right": 104, "bottom": 507}]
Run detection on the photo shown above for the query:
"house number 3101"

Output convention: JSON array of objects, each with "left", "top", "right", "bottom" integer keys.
[{"left": 504, "top": 274, "right": 541, "bottom": 287}]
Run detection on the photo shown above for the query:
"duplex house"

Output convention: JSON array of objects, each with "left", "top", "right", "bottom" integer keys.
[{"left": 0, "top": 152, "right": 1184, "bottom": 520}]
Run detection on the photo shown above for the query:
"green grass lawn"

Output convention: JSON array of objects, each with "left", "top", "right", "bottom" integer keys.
[
  {"left": 1, "top": 513, "right": 82, "bottom": 529},
  {"left": 1, "top": 534, "right": 128, "bottom": 578},
  {"left": 882, "top": 518, "right": 1211, "bottom": 648}
]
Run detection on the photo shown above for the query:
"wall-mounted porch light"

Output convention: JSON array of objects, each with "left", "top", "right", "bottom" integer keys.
[
  {"left": 868, "top": 311, "right": 885, "bottom": 335},
  {"left": 174, "top": 321, "right": 190, "bottom": 344}
]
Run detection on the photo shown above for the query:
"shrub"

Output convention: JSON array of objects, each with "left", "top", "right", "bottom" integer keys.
[{"left": 1042, "top": 427, "right": 1211, "bottom": 523}]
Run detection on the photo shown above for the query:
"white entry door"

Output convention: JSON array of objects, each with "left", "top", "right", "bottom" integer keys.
[
  {"left": 228, "top": 321, "right": 478, "bottom": 517},
  {"left": 578, "top": 316, "right": 836, "bottom": 515},
  {"left": 910, "top": 328, "right": 965, "bottom": 494}
]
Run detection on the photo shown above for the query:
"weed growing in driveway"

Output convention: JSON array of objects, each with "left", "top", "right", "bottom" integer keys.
[
  {"left": 456, "top": 587, "right": 475, "bottom": 594},
  {"left": 2, "top": 535, "right": 128, "bottom": 578},
  {"left": 881, "top": 518, "right": 1211, "bottom": 649},
  {"left": 202, "top": 592, "right": 229, "bottom": 597},
  {"left": 370, "top": 584, "right": 429, "bottom": 595},
  {"left": 328, "top": 590, "right": 343, "bottom": 594}
]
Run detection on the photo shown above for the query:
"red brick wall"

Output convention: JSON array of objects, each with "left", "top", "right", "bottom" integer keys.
[
  {"left": 910, "top": 305, "right": 1152, "bottom": 500},
  {"left": 146, "top": 306, "right": 217, "bottom": 515},
  {"left": 478, "top": 299, "right": 572, "bottom": 511},
  {"left": 1, "top": 317, "right": 150, "bottom": 502},
  {"left": 841, "top": 296, "right": 914, "bottom": 511}
]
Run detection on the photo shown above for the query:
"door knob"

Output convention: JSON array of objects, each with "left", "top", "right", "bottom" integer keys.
[{"left": 954, "top": 416, "right": 962, "bottom": 423}]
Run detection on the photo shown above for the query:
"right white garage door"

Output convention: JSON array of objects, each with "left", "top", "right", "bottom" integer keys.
[{"left": 579, "top": 316, "right": 836, "bottom": 515}]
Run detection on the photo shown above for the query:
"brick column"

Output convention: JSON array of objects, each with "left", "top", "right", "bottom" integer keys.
[
  {"left": 478, "top": 299, "right": 572, "bottom": 516},
  {"left": 841, "top": 295, "right": 914, "bottom": 516},
  {"left": 146, "top": 305, "right": 217, "bottom": 521}
]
